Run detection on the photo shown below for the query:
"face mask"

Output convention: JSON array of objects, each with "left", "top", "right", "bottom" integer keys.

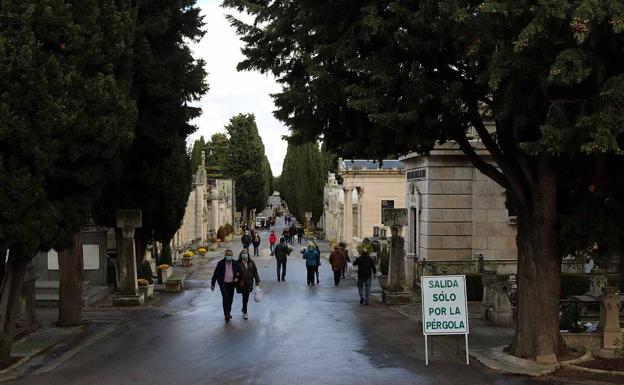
[
  {"left": 225, "top": 255, "right": 233, "bottom": 261},
  {"left": 241, "top": 253, "right": 249, "bottom": 260}
]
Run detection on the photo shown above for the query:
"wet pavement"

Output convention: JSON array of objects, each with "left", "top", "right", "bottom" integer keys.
[{"left": 7, "top": 222, "right": 544, "bottom": 385}]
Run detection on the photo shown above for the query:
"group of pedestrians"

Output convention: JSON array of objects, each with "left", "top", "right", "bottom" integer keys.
[{"left": 211, "top": 223, "right": 378, "bottom": 322}]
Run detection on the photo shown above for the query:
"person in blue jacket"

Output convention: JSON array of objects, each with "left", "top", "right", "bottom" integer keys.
[{"left": 302, "top": 242, "right": 320, "bottom": 286}]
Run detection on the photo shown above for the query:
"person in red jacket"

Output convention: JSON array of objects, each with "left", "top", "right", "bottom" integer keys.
[
  {"left": 329, "top": 244, "right": 347, "bottom": 286},
  {"left": 268, "top": 230, "right": 278, "bottom": 256}
]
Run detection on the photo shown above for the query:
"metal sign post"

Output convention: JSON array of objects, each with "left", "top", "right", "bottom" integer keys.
[{"left": 421, "top": 275, "right": 470, "bottom": 366}]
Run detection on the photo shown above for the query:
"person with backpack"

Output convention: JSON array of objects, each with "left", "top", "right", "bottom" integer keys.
[
  {"left": 236, "top": 249, "right": 260, "bottom": 320},
  {"left": 252, "top": 234, "right": 261, "bottom": 257},
  {"left": 353, "top": 250, "right": 377, "bottom": 305},
  {"left": 274, "top": 237, "right": 291, "bottom": 281},
  {"left": 302, "top": 242, "right": 320, "bottom": 286}
]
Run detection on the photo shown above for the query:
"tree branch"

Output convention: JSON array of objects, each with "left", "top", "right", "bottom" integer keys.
[{"left": 454, "top": 131, "right": 509, "bottom": 190}]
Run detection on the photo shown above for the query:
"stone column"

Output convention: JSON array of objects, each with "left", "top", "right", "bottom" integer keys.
[
  {"left": 113, "top": 210, "right": 144, "bottom": 306},
  {"left": 387, "top": 225, "right": 406, "bottom": 291},
  {"left": 599, "top": 287, "right": 622, "bottom": 350},
  {"left": 343, "top": 187, "right": 353, "bottom": 243},
  {"left": 590, "top": 269, "right": 608, "bottom": 297},
  {"left": 212, "top": 196, "right": 219, "bottom": 233}
]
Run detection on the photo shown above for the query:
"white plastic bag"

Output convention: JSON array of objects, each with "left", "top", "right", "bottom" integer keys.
[
  {"left": 346, "top": 262, "right": 354, "bottom": 278},
  {"left": 254, "top": 287, "right": 263, "bottom": 303}
]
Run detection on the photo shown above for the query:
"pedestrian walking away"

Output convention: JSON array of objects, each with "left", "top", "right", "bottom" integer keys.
[
  {"left": 289, "top": 224, "right": 297, "bottom": 244},
  {"left": 339, "top": 242, "right": 350, "bottom": 279},
  {"left": 303, "top": 242, "right": 320, "bottom": 286},
  {"left": 296, "top": 226, "right": 304, "bottom": 244},
  {"left": 353, "top": 250, "right": 377, "bottom": 305},
  {"left": 252, "top": 234, "right": 261, "bottom": 257},
  {"left": 329, "top": 244, "right": 347, "bottom": 286},
  {"left": 274, "top": 237, "right": 291, "bottom": 281},
  {"left": 268, "top": 230, "right": 278, "bottom": 256},
  {"left": 211, "top": 248, "right": 241, "bottom": 321},
  {"left": 241, "top": 230, "right": 252, "bottom": 250},
  {"left": 236, "top": 249, "right": 261, "bottom": 320}
]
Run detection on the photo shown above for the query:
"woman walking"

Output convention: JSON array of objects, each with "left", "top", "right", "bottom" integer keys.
[
  {"left": 252, "top": 234, "right": 261, "bottom": 257},
  {"left": 236, "top": 249, "right": 261, "bottom": 319},
  {"left": 329, "top": 244, "right": 347, "bottom": 286},
  {"left": 303, "top": 242, "right": 320, "bottom": 286}
]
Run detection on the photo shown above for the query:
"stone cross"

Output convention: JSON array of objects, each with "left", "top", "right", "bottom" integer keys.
[{"left": 114, "top": 210, "right": 144, "bottom": 306}]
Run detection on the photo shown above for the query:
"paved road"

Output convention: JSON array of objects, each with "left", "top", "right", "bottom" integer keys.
[{"left": 8, "top": 221, "right": 542, "bottom": 385}]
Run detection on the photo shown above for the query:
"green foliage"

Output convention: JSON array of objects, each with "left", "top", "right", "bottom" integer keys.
[
  {"left": 160, "top": 243, "right": 173, "bottom": 266},
  {"left": 0, "top": 0, "right": 136, "bottom": 256},
  {"left": 95, "top": 0, "right": 207, "bottom": 246},
  {"left": 190, "top": 136, "right": 206, "bottom": 171},
  {"left": 224, "top": 114, "right": 270, "bottom": 215},
  {"left": 279, "top": 142, "right": 325, "bottom": 222}
]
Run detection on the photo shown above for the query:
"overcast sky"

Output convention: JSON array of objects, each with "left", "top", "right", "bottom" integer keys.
[{"left": 188, "top": 0, "right": 289, "bottom": 176}]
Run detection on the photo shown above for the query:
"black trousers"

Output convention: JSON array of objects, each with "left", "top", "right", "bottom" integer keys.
[
  {"left": 333, "top": 270, "right": 341, "bottom": 285},
  {"left": 219, "top": 282, "right": 235, "bottom": 317},
  {"left": 240, "top": 290, "right": 250, "bottom": 314},
  {"left": 277, "top": 259, "right": 287, "bottom": 279},
  {"left": 306, "top": 266, "right": 316, "bottom": 284}
]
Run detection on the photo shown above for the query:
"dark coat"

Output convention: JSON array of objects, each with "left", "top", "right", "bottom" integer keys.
[
  {"left": 241, "top": 234, "right": 252, "bottom": 245},
  {"left": 274, "top": 242, "right": 291, "bottom": 261},
  {"left": 236, "top": 258, "right": 261, "bottom": 293},
  {"left": 353, "top": 255, "right": 377, "bottom": 280},
  {"left": 211, "top": 258, "right": 241, "bottom": 286}
]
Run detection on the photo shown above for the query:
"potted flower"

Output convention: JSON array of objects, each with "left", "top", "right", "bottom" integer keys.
[
  {"left": 209, "top": 237, "right": 219, "bottom": 250},
  {"left": 197, "top": 247, "right": 207, "bottom": 255},
  {"left": 137, "top": 278, "right": 154, "bottom": 301},
  {"left": 182, "top": 250, "right": 195, "bottom": 267},
  {"left": 157, "top": 264, "right": 172, "bottom": 283}
]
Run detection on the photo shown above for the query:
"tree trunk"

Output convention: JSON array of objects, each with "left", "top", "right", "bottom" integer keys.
[
  {"left": 0, "top": 252, "right": 28, "bottom": 367},
  {"left": 134, "top": 228, "right": 149, "bottom": 267},
  {"left": 510, "top": 161, "right": 564, "bottom": 363},
  {"left": 58, "top": 233, "right": 84, "bottom": 327},
  {"left": 0, "top": 249, "right": 6, "bottom": 286}
]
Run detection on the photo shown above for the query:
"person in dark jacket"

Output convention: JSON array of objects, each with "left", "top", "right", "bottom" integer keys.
[
  {"left": 339, "top": 242, "right": 350, "bottom": 279},
  {"left": 353, "top": 250, "right": 377, "bottom": 305},
  {"left": 236, "top": 249, "right": 261, "bottom": 319},
  {"left": 296, "top": 226, "right": 305, "bottom": 244},
  {"left": 211, "top": 248, "right": 241, "bottom": 321},
  {"left": 303, "top": 242, "right": 320, "bottom": 286},
  {"left": 289, "top": 224, "right": 297, "bottom": 244},
  {"left": 252, "top": 234, "right": 261, "bottom": 257},
  {"left": 274, "top": 237, "right": 291, "bottom": 281},
  {"left": 241, "top": 231, "right": 252, "bottom": 250},
  {"left": 329, "top": 244, "right": 347, "bottom": 286}
]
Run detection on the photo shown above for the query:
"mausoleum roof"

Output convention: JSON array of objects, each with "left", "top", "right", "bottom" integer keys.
[{"left": 340, "top": 159, "right": 404, "bottom": 171}]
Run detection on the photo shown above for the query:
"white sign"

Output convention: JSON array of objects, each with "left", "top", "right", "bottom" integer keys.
[
  {"left": 421, "top": 275, "right": 470, "bottom": 365},
  {"left": 82, "top": 244, "right": 100, "bottom": 270}
]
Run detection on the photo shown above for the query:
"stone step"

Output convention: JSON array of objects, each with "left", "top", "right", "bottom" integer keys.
[
  {"left": 35, "top": 284, "right": 109, "bottom": 308},
  {"left": 35, "top": 280, "right": 91, "bottom": 294}
]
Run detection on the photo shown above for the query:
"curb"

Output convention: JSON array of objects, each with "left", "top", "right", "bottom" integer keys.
[{"left": 561, "top": 351, "right": 624, "bottom": 377}]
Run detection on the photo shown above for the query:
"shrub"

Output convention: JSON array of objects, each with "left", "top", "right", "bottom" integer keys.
[
  {"left": 224, "top": 223, "right": 233, "bottom": 236},
  {"left": 217, "top": 226, "right": 226, "bottom": 241},
  {"left": 209, "top": 236, "right": 219, "bottom": 243},
  {"left": 160, "top": 243, "right": 173, "bottom": 266}
]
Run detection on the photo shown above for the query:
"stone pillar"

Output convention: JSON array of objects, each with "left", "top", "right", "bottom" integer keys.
[
  {"left": 387, "top": 225, "right": 406, "bottom": 291},
  {"left": 343, "top": 187, "right": 353, "bottom": 243},
  {"left": 381, "top": 225, "right": 411, "bottom": 305},
  {"left": 212, "top": 197, "right": 219, "bottom": 233},
  {"left": 113, "top": 210, "right": 144, "bottom": 306},
  {"left": 599, "top": 287, "right": 622, "bottom": 351},
  {"left": 590, "top": 269, "right": 608, "bottom": 297}
]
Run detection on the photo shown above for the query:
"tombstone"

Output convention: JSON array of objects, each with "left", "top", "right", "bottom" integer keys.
[
  {"left": 589, "top": 269, "right": 608, "bottom": 297},
  {"left": 113, "top": 210, "right": 144, "bottom": 306},
  {"left": 481, "top": 271, "right": 514, "bottom": 326},
  {"left": 381, "top": 221, "right": 412, "bottom": 305},
  {"left": 599, "top": 287, "right": 622, "bottom": 352}
]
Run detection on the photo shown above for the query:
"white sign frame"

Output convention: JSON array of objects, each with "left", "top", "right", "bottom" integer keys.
[{"left": 421, "top": 275, "right": 470, "bottom": 366}]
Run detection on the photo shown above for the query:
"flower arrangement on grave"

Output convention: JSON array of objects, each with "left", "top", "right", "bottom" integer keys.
[
  {"left": 157, "top": 264, "right": 170, "bottom": 271},
  {"left": 196, "top": 247, "right": 206, "bottom": 255},
  {"left": 209, "top": 237, "right": 219, "bottom": 243},
  {"left": 137, "top": 278, "right": 150, "bottom": 287},
  {"left": 184, "top": 250, "right": 195, "bottom": 258}
]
